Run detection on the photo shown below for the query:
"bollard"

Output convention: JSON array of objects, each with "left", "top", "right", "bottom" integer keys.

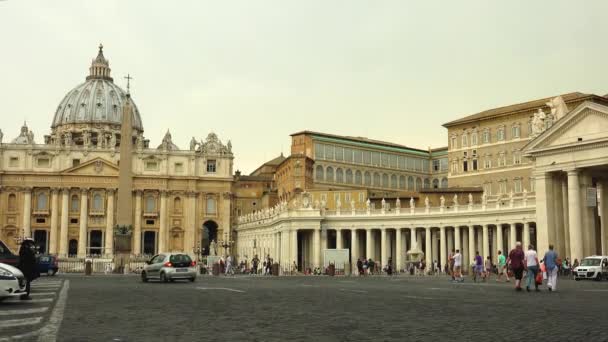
[{"left": 85, "top": 259, "right": 92, "bottom": 276}]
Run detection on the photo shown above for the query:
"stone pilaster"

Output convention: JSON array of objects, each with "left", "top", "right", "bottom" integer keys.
[
  {"left": 49, "top": 188, "right": 60, "bottom": 255},
  {"left": 77, "top": 188, "right": 88, "bottom": 257},
  {"left": 104, "top": 189, "right": 115, "bottom": 257},
  {"left": 59, "top": 188, "right": 69, "bottom": 256}
]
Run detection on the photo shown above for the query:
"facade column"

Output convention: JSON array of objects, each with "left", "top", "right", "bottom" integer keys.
[
  {"left": 77, "top": 189, "right": 88, "bottom": 257},
  {"left": 567, "top": 170, "right": 583, "bottom": 261},
  {"left": 313, "top": 228, "right": 321, "bottom": 268},
  {"left": 365, "top": 229, "right": 372, "bottom": 259},
  {"left": 523, "top": 222, "right": 530, "bottom": 250},
  {"left": 454, "top": 226, "right": 461, "bottom": 252},
  {"left": 552, "top": 177, "right": 564, "bottom": 255},
  {"left": 184, "top": 192, "right": 197, "bottom": 256},
  {"left": 291, "top": 229, "right": 298, "bottom": 267},
  {"left": 49, "top": 189, "right": 59, "bottom": 255},
  {"left": 446, "top": 229, "right": 454, "bottom": 256},
  {"left": 580, "top": 173, "right": 596, "bottom": 256},
  {"left": 601, "top": 182, "right": 608, "bottom": 256},
  {"left": 380, "top": 228, "right": 387, "bottom": 269},
  {"left": 468, "top": 226, "right": 475, "bottom": 269},
  {"left": 133, "top": 191, "right": 142, "bottom": 255},
  {"left": 432, "top": 230, "right": 439, "bottom": 265},
  {"left": 462, "top": 228, "right": 469, "bottom": 272},
  {"left": 561, "top": 178, "right": 570, "bottom": 256},
  {"left": 351, "top": 229, "right": 358, "bottom": 267},
  {"left": 158, "top": 191, "right": 168, "bottom": 253},
  {"left": 509, "top": 223, "right": 516, "bottom": 250},
  {"left": 411, "top": 228, "right": 418, "bottom": 252},
  {"left": 59, "top": 189, "right": 69, "bottom": 256},
  {"left": 336, "top": 229, "right": 343, "bottom": 249},
  {"left": 482, "top": 224, "right": 489, "bottom": 260},
  {"left": 395, "top": 228, "right": 402, "bottom": 272},
  {"left": 496, "top": 225, "right": 503, "bottom": 255},
  {"left": 104, "top": 189, "right": 115, "bottom": 257},
  {"left": 535, "top": 172, "right": 555, "bottom": 255},
  {"left": 439, "top": 226, "right": 446, "bottom": 269},
  {"left": 22, "top": 188, "right": 32, "bottom": 239},
  {"left": 425, "top": 227, "right": 432, "bottom": 272}
]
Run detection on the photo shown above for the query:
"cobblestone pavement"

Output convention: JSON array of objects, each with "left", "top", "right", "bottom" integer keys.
[
  {"left": 19, "top": 274, "right": 608, "bottom": 342},
  {"left": 0, "top": 276, "right": 69, "bottom": 342}
]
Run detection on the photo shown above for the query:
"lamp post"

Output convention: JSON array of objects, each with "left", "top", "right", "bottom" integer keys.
[{"left": 218, "top": 231, "right": 234, "bottom": 257}]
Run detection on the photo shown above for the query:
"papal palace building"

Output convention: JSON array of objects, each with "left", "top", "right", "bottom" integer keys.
[{"left": 2, "top": 45, "right": 608, "bottom": 274}]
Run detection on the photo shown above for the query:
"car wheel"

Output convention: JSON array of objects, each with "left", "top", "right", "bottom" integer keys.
[
  {"left": 160, "top": 272, "right": 168, "bottom": 283},
  {"left": 575, "top": 277, "right": 580, "bottom": 281},
  {"left": 595, "top": 274, "right": 602, "bottom": 281},
  {"left": 189, "top": 277, "right": 196, "bottom": 282},
  {"left": 141, "top": 271, "right": 148, "bottom": 282},
  {"left": 47, "top": 269, "right": 54, "bottom": 276}
]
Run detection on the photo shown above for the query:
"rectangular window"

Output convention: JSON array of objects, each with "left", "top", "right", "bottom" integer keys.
[
  {"left": 433, "top": 160, "right": 440, "bottom": 172},
  {"left": 440, "top": 158, "right": 448, "bottom": 171},
  {"left": 484, "top": 183, "right": 492, "bottom": 195},
  {"left": 362, "top": 151, "right": 371, "bottom": 165},
  {"left": 358, "top": 192, "right": 364, "bottom": 203},
  {"left": 206, "top": 197, "right": 217, "bottom": 214},
  {"left": 471, "top": 133, "right": 478, "bottom": 146},
  {"left": 36, "top": 158, "right": 50, "bottom": 167},
  {"left": 390, "top": 155, "right": 398, "bottom": 168},
  {"left": 353, "top": 149, "right": 362, "bottom": 163},
  {"left": 372, "top": 152, "right": 381, "bottom": 166},
  {"left": 145, "top": 161, "right": 158, "bottom": 171},
  {"left": 497, "top": 128, "right": 505, "bottom": 141},
  {"left": 72, "top": 159, "right": 80, "bottom": 167},
  {"left": 529, "top": 177, "right": 535, "bottom": 192},
  {"left": 483, "top": 130, "right": 490, "bottom": 143},
  {"left": 174, "top": 162, "right": 184, "bottom": 173},
  {"left": 206, "top": 160, "right": 216, "bottom": 173},
  {"left": 407, "top": 157, "right": 415, "bottom": 170},
  {"left": 461, "top": 134, "right": 468, "bottom": 147},
  {"left": 451, "top": 137, "right": 457, "bottom": 149},
  {"left": 325, "top": 145, "right": 334, "bottom": 160},
  {"left": 381, "top": 153, "right": 389, "bottom": 167},
  {"left": 514, "top": 178, "right": 522, "bottom": 193},
  {"left": 345, "top": 193, "right": 351, "bottom": 203},
  {"left": 512, "top": 126, "right": 520, "bottom": 138},
  {"left": 472, "top": 159, "right": 478, "bottom": 171},
  {"left": 314, "top": 143, "right": 325, "bottom": 159},
  {"left": 344, "top": 148, "right": 353, "bottom": 162},
  {"left": 499, "top": 181, "right": 507, "bottom": 194},
  {"left": 399, "top": 156, "right": 406, "bottom": 169},
  {"left": 9, "top": 157, "right": 19, "bottom": 167},
  {"left": 513, "top": 153, "right": 521, "bottom": 165},
  {"left": 463, "top": 160, "right": 468, "bottom": 172},
  {"left": 146, "top": 219, "right": 155, "bottom": 225},
  {"left": 484, "top": 158, "right": 491, "bottom": 169},
  {"left": 334, "top": 147, "right": 344, "bottom": 161}
]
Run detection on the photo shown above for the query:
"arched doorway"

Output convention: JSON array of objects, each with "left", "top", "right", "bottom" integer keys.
[{"left": 201, "top": 220, "right": 218, "bottom": 256}]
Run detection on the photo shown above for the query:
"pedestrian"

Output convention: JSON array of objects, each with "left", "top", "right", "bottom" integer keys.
[
  {"left": 507, "top": 242, "right": 526, "bottom": 291},
  {"left": 543, "top": 244, "right": 559, "bottom": 292},
  {"left": 473, "top": 251, "right": 483, "bottom": 282},
  {"left": 363, "top": 258, "right": 368, "bottom": 275},
  {"left": 357, "top": 257, "right": 364, "bottom": 276},
  {"left": 452, "top": 249, "right": 463, "bottom": 282},
  {"left": 225, "top": 255, "right": 233, "bottom": 275},
  {"left": 524, "top": 244, "right": 540, "bottom": 292},
  {"left": 496, "top": 250, "right": 510, "bottom": 282},
  {"left": 448, "top": 249, "right": 455, "bottom": 280},
  {"left": 368, "top": 258, "right": 375, "bottom": 275},
  {"left": 562, "top": 257, "right": 570, "bottom": 276},
  {"left": 17, "top": 238, "right": 39, "bottom": 300},
  {"left": 433, "top": 260, "right": 440, "bottom": 275},
  {"left": 251, "top": 255, "right": 259, "bottom": 275},
  {"left": 484, "top": 256, "right": 492, "bottom": 282},
  {"left": 387, "top": 257, "right": 393, "bottom": 275}
]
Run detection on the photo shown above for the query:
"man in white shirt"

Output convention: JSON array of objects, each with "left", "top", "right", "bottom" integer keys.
[{"left": 452, "top": 249, "right": 463, "bottom": 282}]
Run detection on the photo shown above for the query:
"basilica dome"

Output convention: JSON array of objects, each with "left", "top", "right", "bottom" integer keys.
[{"left": 51, "top": 45, "right": 143, "bottom": 132}]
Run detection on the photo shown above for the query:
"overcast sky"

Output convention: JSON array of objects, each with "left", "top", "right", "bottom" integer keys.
[{"left": 1, "top": 1, "right": 607, "bottom": 173}]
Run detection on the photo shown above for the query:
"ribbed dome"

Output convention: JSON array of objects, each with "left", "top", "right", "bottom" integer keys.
[{"left": 51, "top": 45, "right": 143, "bottom": 131}]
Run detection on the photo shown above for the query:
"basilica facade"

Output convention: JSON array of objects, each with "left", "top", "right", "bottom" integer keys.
[{"left": 0, "top": 46, "right": 234, "bottom": 258}]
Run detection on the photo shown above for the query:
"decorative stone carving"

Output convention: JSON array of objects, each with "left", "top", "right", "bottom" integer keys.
[
  {"left": 395, "top": 198, "right": 400, "bottom": 209},
  {"left": 0, "top": 129, "right": 3, "bottom": 144},
  {"left": 136, "top": 134, "right": 144, "bottom": 151},
  {"left": 82, "top": 130, "right": 91, "bottom": 147},
  {"left": 468, "top": 193, "right": 473, "bottom": 205},
  {"left": 366, "top": 198, "right": 371, "bottom": 210},
  {"left": 410, "top": 197, "right": 415, "bottom": 209},
  {"left": 531, "top": 109, "right": 546, "bottom": 136},
  {"left": 210, "top": 239, "right": 217, "bottom": 256},
  {"left": 336, "top": 198, "right": 341, "bottom": 210},
  {"left": 546, "top": 96, "right": 569, "bottom": 121},
  {"left": 350, "top": 199, "right": 356, "bottom": 211},
  {"left": 440, "top": 196, "right": 445, "bottom": 207},
  {"left": 158, "top": 130, "right": 178, "bottom": 151},
  {"left": 189, "top": 137, "right": 198, "bottom": 151},
  {"left": 453, "top": 194, "right": 458, "bottom": 206},
  {"left": 424, "top": 196, "right": 430, "bottom": 209},
  {"left": 64, "top": 132, "right": 72, "bottom": 146},
  {"left": 109, "top": 133, "right": 117, "bottom": 149}
]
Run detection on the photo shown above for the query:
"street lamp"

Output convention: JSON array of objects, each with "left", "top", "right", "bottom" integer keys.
[{"left": 217, "top": 231, "right": 234, "bottom": 257}]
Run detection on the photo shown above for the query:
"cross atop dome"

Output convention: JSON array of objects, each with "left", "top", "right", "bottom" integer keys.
[{"left": 87, "top": 43, "right": 113, "bottom": 82}]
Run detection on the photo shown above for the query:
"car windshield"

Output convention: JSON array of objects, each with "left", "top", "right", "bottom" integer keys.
[
  {"left": 580, "top": 258, "right": 601, "bottom": 266},
  {"left": 170, "top": 254, "right": 192, "bottom": 263}
]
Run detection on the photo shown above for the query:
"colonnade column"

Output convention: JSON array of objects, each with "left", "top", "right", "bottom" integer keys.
[
  {"left": 454, "top": 227, "right": 461, "bottom": 252},
  {"left": 133, "top": 191, "right": 142, "bottom": 255},
  {"left": 49, "top": 189, "right": 59, "bottom": 255},
  {"left": 59, "top": 189, "right": 69, "bottom": 256},
  {"left": 535, "top": 172, "right": 554, "bottom": 255},
  {"left": 567, "top": 170, "right": 583, "bottom": 261},
  {"left": 496, "top": 225, "right": 503, "bottom": 255},
  {"left": 425, "top": 227, "right": 432, "bottom": 271},
  {"left": 468, "top": 226, "right": 475, "bottom": 269},
  {"left": 447, "top": 229, "right": 454, "bottom": 255},
  {"left": 158, "top": 191, "right": 167, "bottom": 253},
  {"left": 411, "top": 227, "right": 418, "bottom": 253},
  {"left": 562, "top": 178, "right": 570, "bottom": 256},
  {"left": 509, "top": 224, "right": 516, "bottom": 250},
  {"left": 104, "top": 189, "right": 114, "bottom": 257},
  {"left": 313, "top": 228, "right": 321, "bottom": 268},
  {"left": 462, "top": 228, "right": 469, "bottom": 272},
  {"left": 380, "top": 229, "right": 387, "bottom": 268},
  {"left": 184, "top": 192, "right": 197, "bottom": 257},
  {"left": 22, "top": 188, "right": 32, "bottom": 239},
  {"left": 439, "top": 226, "right": 446, "bottom": 268},
  {"left": 523, "top": 223, "right": 530, "bottom": 250},
  {"left": 291, "top": 229, "right": 298, "bottom": 267},
  {"left": 77, "top": 189, "right": 88, "bottom": 258},
  {"left": 351, "top": 229, "right": 358, "bottom": 267},
  {"left": 482, "top": 224, "right": 489, "bottom": 260},
  {"left": 601, "top": 182, "right": 608, "bottom": 256},
  {"left": 395, "top": 228, "right": 402, "bottom": 272},
  {"left": 336, "top": 229, "right": 343, "bottom": 249},
  {"left": 365, "top": 229, "right": 372, "bottom": 259}
]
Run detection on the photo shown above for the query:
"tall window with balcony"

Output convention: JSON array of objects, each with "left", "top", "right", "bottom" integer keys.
[
  {"left": 206, "top": 197, "right": 217, "bottom": 215},
  {"left": 483, "top": 129, "right": 490, "bottom": 144},
  {"left": 512, "top": 125, "right": 521, "bottom": 139},
  {"left": 206, "top": 160, "right": 216, "bottom": 173},
  {"left": 471, "top": 132, "right": 478, "bottom": 146},
  {"left": 497, "top": 127, "right": 505, "bottom": 141}
]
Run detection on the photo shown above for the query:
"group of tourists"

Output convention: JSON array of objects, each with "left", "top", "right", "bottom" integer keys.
[
  {"left": 356, "top": 257, "right": 379, "bottom": 275},
  {"left": 507, "top": 242, "right": 560, "bottom": 292}
]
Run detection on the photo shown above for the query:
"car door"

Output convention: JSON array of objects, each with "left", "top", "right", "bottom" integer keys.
[{"left": 147, "top": 255, "right": 163, "bottom": 278}]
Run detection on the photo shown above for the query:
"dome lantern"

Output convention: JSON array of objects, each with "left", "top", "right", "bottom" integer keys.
[{"left": 86, "top": 44, "right": 113, "bottom": 81}]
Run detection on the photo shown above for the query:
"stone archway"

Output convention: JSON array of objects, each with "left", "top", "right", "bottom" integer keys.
[{"left": 201, "top": 220, "right": 218, "bottom": 256}]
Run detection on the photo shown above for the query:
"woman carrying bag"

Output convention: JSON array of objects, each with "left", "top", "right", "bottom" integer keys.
[{"left": 524, "top": 244, "right": 540, "bottom": 292}]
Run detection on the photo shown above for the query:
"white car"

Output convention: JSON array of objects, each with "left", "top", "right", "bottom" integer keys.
[
  {"left": 574, "top": 256, "right": 608, "bottom": 281},
  {"left": 0, "top": 262, "right": 27, "bottom": 301}
]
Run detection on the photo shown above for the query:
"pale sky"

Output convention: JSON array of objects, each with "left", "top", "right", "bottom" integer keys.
[{"left": 1, "top": 1, "right": 607, "bottom": 173}]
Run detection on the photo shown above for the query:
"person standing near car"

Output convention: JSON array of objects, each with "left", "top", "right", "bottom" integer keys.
[
  {"left": 17, "top": 238, "right": 38, "bottom": 300},
  {"left": 543, "top": 244, "right": 559, "bottom": 292}
]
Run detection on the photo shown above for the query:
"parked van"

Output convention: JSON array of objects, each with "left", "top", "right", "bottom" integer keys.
[{"left": 573, "top": 256, "right": 608, "bottom": 281}]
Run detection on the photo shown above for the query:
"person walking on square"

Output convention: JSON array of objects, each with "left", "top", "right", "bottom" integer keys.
[
  {"left": 496, "top": 250, "right": 510, "bottom": 282},
  {"left": 452, "top": 249, "right": 463, "bottom": 282},
  {"left": 17, "top": 238, "right": 38, "bottom": 300},
  {"left": 507, "top": 242, "right": 526, "bottom": 291},
  {"left": 357, "top": 257, "right": 364, "bottom": 276},
  {"left": 544, "top": 244, "right": 559, "bottom": 292},
  {"left": 524, "top": 245, "right": 540, "bottom": 292},
  {"left": 448, "top": 249, "right": 455, "bottom": 280},
  {"left": 484, "top": 256, "right": 492, "bottom": 282},
  {"left": 473, "top": 251, "right": 483, "bottom": 282},
  {"left": 225, "top": 255, "right": 234, "bottom": 276},
  {"left": 251, "top": 255, "right": 259, "bottom": 275}
]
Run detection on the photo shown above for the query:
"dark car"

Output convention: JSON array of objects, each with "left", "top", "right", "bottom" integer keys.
[
  {"left": 0, "top": 240, "right": 19, "bottom": 267},
  {"left": 37, "top": 255, "right": 59, "bottom": 276}
]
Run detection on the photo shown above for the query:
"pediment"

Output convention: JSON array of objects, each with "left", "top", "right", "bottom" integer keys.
[
  {"left": 524, "top": 101, "right": 608, "bottom": 153},
  {"left": 62, "top": 157, "right": 119, "bottom": 176}
]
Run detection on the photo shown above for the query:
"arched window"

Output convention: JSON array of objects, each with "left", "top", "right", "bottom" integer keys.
[
  {"left": 326, "top": 167, "right": 334, "bottom": 182},
  {"left": 364, "top": 172, "right": 371, "bottom": 186},
  {"left": 390, "top": 175, "right": 398, "bottom": 189},
  {"left": 92, "top": 193, "right": 103, "bottom": 211},
  {"left": 407, "top": 176, "right": 414, "bottom": 190},
  {"left": 441, "top": 178, "right": 448, "bottom": 188},
  {"left": 70, "top": 195, "right": 79, "bottom": 212},
  {"left": 145, "top": 195, "right": 156, "bottom": 212},
  {"left": 8, "top": 194, "right": 16, "bottom": 211},
  {"left": 315, "top": 165, "right": 324, "bottom": 181},
  {"left": 36, "top": 193, "right": 48, "bottom": 211},
  {"left": 345, "top": 169, "right": 353, "bottom": 184},
  {"left": 432, "top": 179, "right": 439, "bottom": 189},
  {"left": 416, "top": 178, "right": 422, "bottom": 190},
  {"left": 373, "top": 173, "right": 381, "bottom": 187},
  {"left": 382, "top": 174, "right": 389, "bottom": 188},
  {"left": 355, "top": 170, "right": 362, "bottom": 185},
  {"left": 399, "top": 176, "right": 406, "bottom": 189},
  {"left": 424, "top": 178, "right": 430, "bottom": 189},
  {"left": 336, "top": 168, "right": 344, "bottom": 183},
  {"left": 174, "top": 197, "right": 182, "bottom": 213},
  {"left": 206, "top": 197, "right": 217, "bottom": 215}
]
